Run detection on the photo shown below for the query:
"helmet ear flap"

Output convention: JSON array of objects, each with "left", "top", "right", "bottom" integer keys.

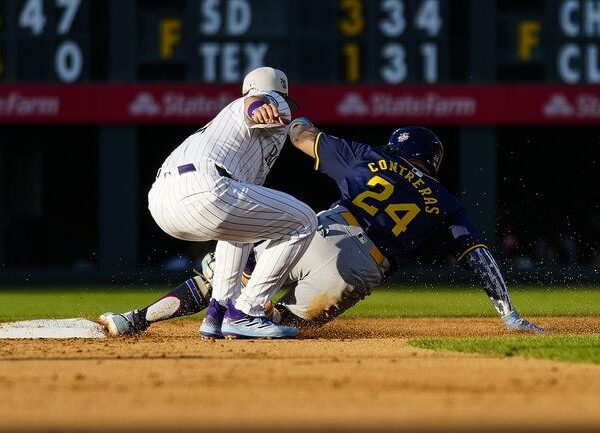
[{"left": 432, "top": 146, "right": 444, "bottom": 172}]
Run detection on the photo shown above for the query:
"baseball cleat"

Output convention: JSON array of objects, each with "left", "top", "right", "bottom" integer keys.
[
  {"left": 199, "top": 299, "right": 226, "bottom": 339},
  {"left": 98, "top": 311, "right": 145, "bottom": 336},
  {"left": 221, "top": 299, "right": 299, "bottom": 339},
  {"left": 502, "top": 310, "right": 544, "bottom": 333}
]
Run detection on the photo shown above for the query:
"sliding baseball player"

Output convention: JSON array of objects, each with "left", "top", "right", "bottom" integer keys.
[{"left": 100, "top": 121, "right": 541, "bottom": 336}]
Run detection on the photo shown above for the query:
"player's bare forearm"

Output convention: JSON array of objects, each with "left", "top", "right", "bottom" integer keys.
[{"left": 289, "top": 118, "right": 319, "bottom": 158}]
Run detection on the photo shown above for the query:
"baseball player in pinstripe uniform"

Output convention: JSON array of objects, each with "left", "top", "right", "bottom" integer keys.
[
  {"left": 99, "top": 122, "right": 542, "bottom": 337},
  {"left": 100, "top": 67, "right": 317, "bottom": 339}
]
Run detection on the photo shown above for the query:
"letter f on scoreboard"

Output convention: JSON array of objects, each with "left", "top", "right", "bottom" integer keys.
[
  {"left": 518, "top": 20, "right": 541, "bottom": 61},
  {"left": 160, "top": 18, "right": 182, "bottom": 59}
]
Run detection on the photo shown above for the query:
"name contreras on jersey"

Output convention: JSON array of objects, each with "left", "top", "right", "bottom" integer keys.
[{"left": 367, "top": 159, "right": 440, "bottom": 214}]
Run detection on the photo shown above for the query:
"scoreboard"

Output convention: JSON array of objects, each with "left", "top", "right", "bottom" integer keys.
[
  {"left": 0, "top": 0, "right": 454, "bottom": 83},
  {"left": 1, "top": 0, "right": 95, "bottom": 82},
  {"left": 549, "top": 0, "right": 600, "bottom": 83},
  {"left": 496, "top": 0, "right": 600, "bottom": 83},
  {"left": 137, "top": 0, "right": 451, "bottom": 84},
  {"left": 1, "top": 0, "right": 600, "bottom": 84},
  {"left": 0, "top": 0, "right": 452, "bottom": 83}
]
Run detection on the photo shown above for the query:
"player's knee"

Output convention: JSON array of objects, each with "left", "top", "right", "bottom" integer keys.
[{"left": 302, "top": 211, "right": 318, "bottom": 236}]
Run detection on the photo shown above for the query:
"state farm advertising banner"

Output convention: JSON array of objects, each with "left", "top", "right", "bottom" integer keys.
[{"left": 1, "top": 84, "right": 599, "bottom": 125}]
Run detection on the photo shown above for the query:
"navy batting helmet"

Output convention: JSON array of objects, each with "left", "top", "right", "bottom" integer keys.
[{"left": 385, "top": 126, "right": 444, "bottom": 173}]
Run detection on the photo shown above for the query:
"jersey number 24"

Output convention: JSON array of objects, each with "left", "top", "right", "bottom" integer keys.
[{"left": 352, "top": 175, "right": 420, "bottom": 236}]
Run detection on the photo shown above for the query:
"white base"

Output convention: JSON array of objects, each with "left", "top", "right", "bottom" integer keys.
[{"left": 0, "top": 318, "right": 107, "bottom": 339}]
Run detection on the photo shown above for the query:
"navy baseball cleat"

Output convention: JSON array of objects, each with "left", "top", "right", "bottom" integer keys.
[
  {"left": 221, "top": 299, "right": 299, "bottom": 339},
  {"left": 199, "top": 299, "right": 227, "bottom": 339}
]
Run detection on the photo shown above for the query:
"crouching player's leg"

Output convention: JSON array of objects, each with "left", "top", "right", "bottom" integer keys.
[
  {"left": 260, "top": 207, "right": 389, "bottom": 328},
  {"left": 99, "top": 272, "right": 212, "bottom": 336}
]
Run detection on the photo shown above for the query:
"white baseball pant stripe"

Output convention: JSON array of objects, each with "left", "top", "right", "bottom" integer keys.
[{"left": 148, "top": 162, "right": 317, "bottom": 316}]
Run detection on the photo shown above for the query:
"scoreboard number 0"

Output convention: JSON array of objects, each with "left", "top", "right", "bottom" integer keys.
[
  {"left": 55, "top": 40, "right": 82, "bottom": 82},
  {"left": 18, "top": 0, "right": 84, "bottom": 82}
]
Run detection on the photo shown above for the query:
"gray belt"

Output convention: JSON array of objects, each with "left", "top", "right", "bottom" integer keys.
[{"left": 318, "top": 206, "right": 389, "bottom": 270}]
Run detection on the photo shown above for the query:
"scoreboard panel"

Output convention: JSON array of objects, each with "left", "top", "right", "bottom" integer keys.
[
  {"left": 1, "top": 0, "right": 93, "bottom": 82},
  {"left": 0, "top": 1, "right": 4, "bottom": 80},
  {"left": 136, "top": 0, "right": 452, "bottom": 84},
  {"left": 548, "top": 0, "right": 600, "bottom": 83},
  {"left": 496, "top": 0, "right": 600, "bottom": 83},
  {"left": 0, "top": 0, "right": 599, "bottom": 84}
]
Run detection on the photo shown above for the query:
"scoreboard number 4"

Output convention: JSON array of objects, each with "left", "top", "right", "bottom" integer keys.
[{"left": 19, "top": 0, "right": 83, "bottom": 82}]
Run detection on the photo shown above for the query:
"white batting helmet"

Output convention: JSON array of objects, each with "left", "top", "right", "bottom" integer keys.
[{"left": 242, "top": 67, "right": 297, "bottom": 109}]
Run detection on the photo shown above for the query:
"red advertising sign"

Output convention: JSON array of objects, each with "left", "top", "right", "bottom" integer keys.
[{"left": 1, "top": 84, "right": 599, "bottom": 125}]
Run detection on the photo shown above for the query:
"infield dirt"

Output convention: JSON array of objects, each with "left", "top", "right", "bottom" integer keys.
[{"left": 1, "top": 316, "right": 600, "bottom": 433}]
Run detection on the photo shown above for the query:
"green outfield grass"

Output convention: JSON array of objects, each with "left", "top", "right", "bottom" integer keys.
[
  {"left": 1, "top": 284, "right": 600, "bottom": 321},
  {"left": 410, "top": 336, "right": 600, "bottom": 364}
]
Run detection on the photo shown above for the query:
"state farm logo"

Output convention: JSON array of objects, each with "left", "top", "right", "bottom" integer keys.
[
  {"left": 129, "top": 92, "right": 161, "bottom": 116},
  {"left": 543, "top": 94, "right": 575, "bottom": 117},
  {"left": 337, "top": 93, "right": 369, "bottom": 115},
  {"left": 337, "top": 92, "right": 476, "bottom": 118},
  {"left": 128, "top": 91, "right": 235, "bottom": 118},
  {"left": 543, "top": 93, "right": 600, "bottom": 119},
  {"left": 0, "top": 92, "right": 60, "bottom": 116}
]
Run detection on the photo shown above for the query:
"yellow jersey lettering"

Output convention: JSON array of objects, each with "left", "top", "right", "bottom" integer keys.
[
  {"left": 363, "top": 160, "right": 444, "bottom": 218},
  {"left": 412, "top": 178, "right": 425, "bottom": 188}
]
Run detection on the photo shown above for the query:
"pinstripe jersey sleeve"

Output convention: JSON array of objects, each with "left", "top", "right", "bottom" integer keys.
[{"left": 159, "top": 90, "right": 290, "bottom": 185}]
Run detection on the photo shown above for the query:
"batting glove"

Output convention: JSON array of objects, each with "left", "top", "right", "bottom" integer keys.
[
  {"left": 290, "top": 117, "right": 313, "bottom": 128},
  {"left": 502, "top": 310, "right": 544, "bottom": 333}
]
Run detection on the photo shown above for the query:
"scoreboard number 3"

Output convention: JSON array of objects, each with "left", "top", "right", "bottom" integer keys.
[{"left": 19, "top": 0, "right": 83, "bottom": 82}]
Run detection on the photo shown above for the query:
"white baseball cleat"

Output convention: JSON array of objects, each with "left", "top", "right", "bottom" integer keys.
[{"left": 98, "top": 311, "right": 144, "bottom": 336}]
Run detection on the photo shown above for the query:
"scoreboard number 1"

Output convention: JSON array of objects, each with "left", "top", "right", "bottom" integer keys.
[{"left": 18, "top": 0, "right": 84, "bottom": 82}]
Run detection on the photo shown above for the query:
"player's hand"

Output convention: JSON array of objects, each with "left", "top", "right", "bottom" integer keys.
[
  {"left": 252, "top": 103, "right": 287, "bottom": 125},
  {"left": 289, "top": 117, "right": 313, "bottom": 130},
  {"left": 288, "top": 117, "right": 314, "bottom": 138},
  {"left": 502, "top": 310, "right": 544, "bottom": 333}
]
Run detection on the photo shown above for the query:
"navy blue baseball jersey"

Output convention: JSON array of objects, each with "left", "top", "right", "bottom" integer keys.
[{"left": 314, "top": 133, "right": 485, "bottom": 266}]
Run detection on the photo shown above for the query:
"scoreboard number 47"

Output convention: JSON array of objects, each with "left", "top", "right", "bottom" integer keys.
[{"left": 18, "top": 0, "right": 83, "bottom": 82}]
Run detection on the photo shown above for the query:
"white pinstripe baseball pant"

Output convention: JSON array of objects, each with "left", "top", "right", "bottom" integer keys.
[{"left": 148, "top": 161, "right": 318, "bottom": 316}]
